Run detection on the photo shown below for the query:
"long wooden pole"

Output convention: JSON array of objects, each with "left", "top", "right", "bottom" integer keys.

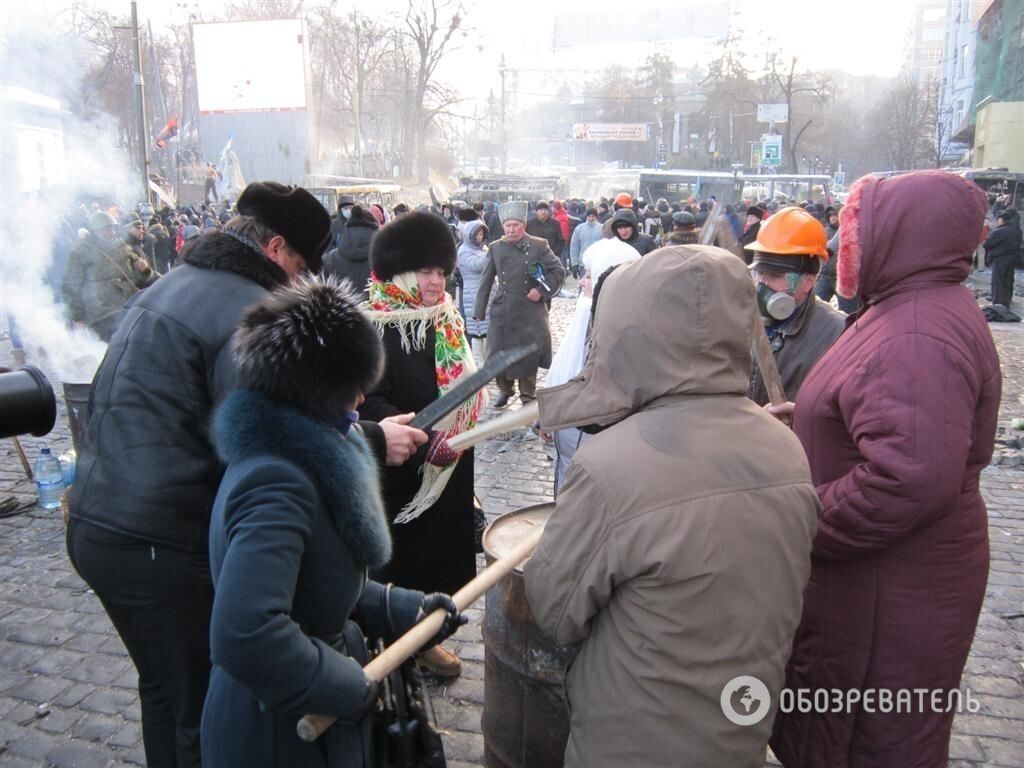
[
  {"left": 751, "top": 314, "right": 787, "bottom": 406},
  {"left": 296, "top": 524, "right": 545, "bottom": 743},
  {"left": 446, "top": 401, "right": 539, "bottom": 453}
]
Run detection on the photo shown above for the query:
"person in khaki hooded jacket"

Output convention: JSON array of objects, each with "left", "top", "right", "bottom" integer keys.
[{"left": 524, "top": 245, "right": 820, "bottom": 768}]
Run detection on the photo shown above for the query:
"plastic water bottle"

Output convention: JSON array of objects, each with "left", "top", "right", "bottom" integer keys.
[
  {"left": 59, "top": 450, "right": 77, "bottom": 487},
  {"left": 34, "top": 447, "right": 64, "bottom": 510}
]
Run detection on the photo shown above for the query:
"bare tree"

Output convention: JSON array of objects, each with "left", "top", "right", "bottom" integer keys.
[
  {"left": 763, "top": 53, "right": 832, "bottom": 174},
  {"left": 404, "top": 0, "right": 468, "bottom": 182},
  {"left": 871, "top": 75, "right": 939, "bottom": 170},
  {"left": 699, "top": 31, "right": 762, "bottom": 167},
  {"left": 223, "top": 0, "right": 306, "bottom": 19}
]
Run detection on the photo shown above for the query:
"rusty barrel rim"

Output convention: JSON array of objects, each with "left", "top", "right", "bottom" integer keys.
[{"left": 482, "top": 502, "right": 555, "bottom": 573}]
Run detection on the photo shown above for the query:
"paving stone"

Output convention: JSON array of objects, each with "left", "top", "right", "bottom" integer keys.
[
  {"left": 34, "top": 704, "right": 85, "bottom": 735},
  {"left": 982, "top": 736, "right": 1024, "bottom": 766},
  {"left": 964, "top": 674, "right": 1024, "bottom": 698},
  {"left": 73, "top": 712, "right": 121, "bottom": 742},
  {"left": 949, "top": 732, "right": 987, "bottom": 761},
  {"left": 109, "top": 721, "right": 141, "bottom": 748},
  {"left": 5, "top": 625, "right": 75, "bottom": 647},
  {"left": 52, "top": 683, "right": 97, "bottom": 708},
  {"left": 65, "top": 631, "right": 110, "bottom": 652},
  {"left": 0, "top": 755, "right": 46, "bottom": 768},
  {"left": 65, "top": 657, "right": 131, "bottom": 685},
  {"left": 6, "top": 728, "right": 60, "bottom": 761},
  {"left": 47, "top": 741, "right": 114, "bottom": 768},
  {"left": 27, "top": 648, "right": 86, "bottom": 675},
  {"left": 443, "top": 729, "right": 485, "bottom": 763},
  {"left": 8, "top": 674, "right": 71, "bottom": 704},
  {"left": 79, "top": 688, "right": 137, "bottom": 716}
]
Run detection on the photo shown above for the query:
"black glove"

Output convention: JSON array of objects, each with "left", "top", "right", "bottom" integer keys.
[{"left": 417, "top": 592, "right": 468, "bottom": 648}]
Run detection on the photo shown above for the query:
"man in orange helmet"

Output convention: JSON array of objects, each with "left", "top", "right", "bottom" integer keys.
[{"left": 746, "top": 206, "right": 846, "bottom": 406}]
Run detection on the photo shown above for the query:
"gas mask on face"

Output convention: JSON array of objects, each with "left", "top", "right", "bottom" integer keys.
[
  {"left": 341, "top": 206, "right": 352, "bottom": 221},
  {"left": 754, "top": 271, "right": 802, "bottom": 322}
]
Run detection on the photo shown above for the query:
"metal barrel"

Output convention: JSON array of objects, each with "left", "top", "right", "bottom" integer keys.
[
  {"left": 482, "top": 503, "right": 572, "bottom": 768},
  {"left": 0, "top": 366, "right": 56, "bottom": 439},
  {"left": 61, "top": 382, "right": 92, "bottom": 455}
]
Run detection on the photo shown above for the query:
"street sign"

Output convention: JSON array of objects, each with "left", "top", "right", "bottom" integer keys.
[
  {"left": 757, "top": 103, "right": 789, "bottom": 123},
  {"left": 750, "top": 143, "right": 763, "bottom": 168},
  {"left": 761, "top": 134, "right": 783, "bottom": 166}
]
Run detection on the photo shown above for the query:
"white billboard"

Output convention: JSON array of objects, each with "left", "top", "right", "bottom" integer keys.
[
  {"left": 193, "top": 20, "right": 308, "bottom": 113},
  {"left": 573, "top": 123, "right": 649, "bottom": 142},
  {"left": 757, "top": 103, "right": 789, "bottom": 123}
]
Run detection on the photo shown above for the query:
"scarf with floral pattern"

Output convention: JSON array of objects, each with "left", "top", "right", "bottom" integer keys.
[{"left": 364, "top": 271, "right": 487, "bottom": 523}]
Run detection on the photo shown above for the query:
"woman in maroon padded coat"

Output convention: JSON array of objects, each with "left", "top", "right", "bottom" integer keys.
[{"left": 770, "top": 170, "right": 1002, "bottom": 768}]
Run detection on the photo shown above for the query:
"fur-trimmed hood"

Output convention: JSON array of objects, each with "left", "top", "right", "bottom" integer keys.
[
  {"left": 213, "top": 389, "right": 391, "bottom": 568},
  {"left": 837, "top": 171, "right": 987, "bottom": 304},
  {"left": 184, "top": 230, "right": 288, "bottom": 291}
]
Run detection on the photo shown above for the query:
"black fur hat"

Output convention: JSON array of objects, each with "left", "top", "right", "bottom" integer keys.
[
  {"left": 236, "top": 181, "right": 332, "bottom": 272},
  {"left": 456, "top": 207, "right": 479, "bottom": 222},
  {"left": 232, "top": 275, "right": 383, "bottom": 421},
  {"left": 370, "top": 211, "right": 457, "bottom": 280}
]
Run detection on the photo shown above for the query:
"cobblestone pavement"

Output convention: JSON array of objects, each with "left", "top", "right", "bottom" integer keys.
[{"left": 2, "top": 278, "right": 1023, "bottom": 767}]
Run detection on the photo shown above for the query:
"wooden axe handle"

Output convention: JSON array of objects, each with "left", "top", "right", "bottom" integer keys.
[{"left": 296, "top": 525, "right": 545, "bottom": 742}]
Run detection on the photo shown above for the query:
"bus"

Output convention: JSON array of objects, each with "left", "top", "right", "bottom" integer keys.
[
  {"left": 740, "top": 174, "right": 834, "bottom": 204},
  {"left": 636, "top": 169, "right": 741, "bottom": 205},
  {"left": 302, "top": 175, "right": 407, "bottom": 216},
  {"left": 455, "top": 174, "right": 569, "bottom": 204}
]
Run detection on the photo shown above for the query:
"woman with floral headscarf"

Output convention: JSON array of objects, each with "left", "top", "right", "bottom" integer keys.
[{"left": 359, "top": 212, "right": 486, "bottom": 679}]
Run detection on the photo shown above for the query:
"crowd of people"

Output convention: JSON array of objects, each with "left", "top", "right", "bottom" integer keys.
[{"left": 43, "top": 167, "right": 1018, "bottom": 768}]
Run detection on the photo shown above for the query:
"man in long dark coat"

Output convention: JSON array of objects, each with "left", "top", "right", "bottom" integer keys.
[{"left": 474, "top": 200, "right": 566, "bottom": 407}]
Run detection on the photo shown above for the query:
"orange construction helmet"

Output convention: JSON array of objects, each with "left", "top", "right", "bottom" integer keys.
[
  {"left": 747, "top": 206, "right": 829, "bottom": 260},
  {"left": 614, "top": 192, "right": 633, "bottom": 208}
]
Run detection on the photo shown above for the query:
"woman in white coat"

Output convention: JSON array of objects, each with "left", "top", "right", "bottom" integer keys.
[{"left": 545, "top": 238, "right": 639, "bottom": 492}]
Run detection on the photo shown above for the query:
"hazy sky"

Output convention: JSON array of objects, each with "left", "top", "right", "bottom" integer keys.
[{"left": 13, "top": 0, "right": 918, "bottom": 108}]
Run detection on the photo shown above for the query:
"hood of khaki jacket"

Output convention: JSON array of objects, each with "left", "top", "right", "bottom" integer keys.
[{"left": 538, "top": 245, "right": 755, "bottom": 431}]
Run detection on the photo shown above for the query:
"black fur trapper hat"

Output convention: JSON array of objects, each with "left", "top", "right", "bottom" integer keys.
[
  {"left": 456, "top": 207, "right": 479, "bottom": 223},
  {"left": 236, "top": 181, "right": 331, "bottom": 272},
  {"left": 370, "top": 211, "right": 457, "bottom": 281},
  {"left": 232, "top": 275, "right": 383, "bottom": 421}
]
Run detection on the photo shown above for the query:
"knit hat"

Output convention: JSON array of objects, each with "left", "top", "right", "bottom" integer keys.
[
  {"left": 370, "top": 211, "right": 457, "bottom": 280},
  {"left": 236, "top": 181, "right": 331, "bottom": 272}
]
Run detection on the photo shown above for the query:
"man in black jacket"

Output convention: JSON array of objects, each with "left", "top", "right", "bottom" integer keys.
[
  {"left": 609, "top": 208, "right": 657, "bottom": 256},
  {"left": 66, "top": 182, "right": 426, "bottom": 768},
  {"left": 322, "top": 204, "right": 379, "bottom": 298},
  {"left": 986, "top": 208, "right": 1022, "bottom": 307},
  {"left": 526, "top": 200, "right": 565, "bottom": 259}
]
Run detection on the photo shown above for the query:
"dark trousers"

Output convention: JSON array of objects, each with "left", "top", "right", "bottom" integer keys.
[
  {"left": 67, "top": 519, "right": 212, "bottom": 768},
  {"left": 991, "top": 257, "right": 1016, "bottom": 307},
  {"left": 496, "top": 373, "right": 537, "bottom": 400}
]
